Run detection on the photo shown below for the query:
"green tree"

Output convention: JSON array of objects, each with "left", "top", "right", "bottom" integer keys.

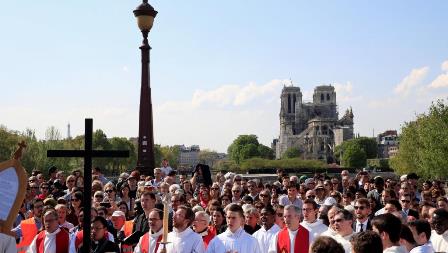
[
  {"left": 109, "top": 137, "right": 137, "bottom": 174},
  {"left": 227, "top": 134, "right": 273, "bottom": 164},
  {"left": 0, "top": 125, "right": 20, "bottom": 162},
  {"left": 391, "top": 99, "right": 448, "bottom": 179},
  {"left": 355, "top": 137, "right": 378, "bottom": 159},
  {"left": 334, "top": 137, "right": 377, "bottom": 165},
  {"left": 258, "top": 144, "right": 275, "bottom": 159},
  {"left": 282, "top": 147, "right": 302, "bottom": 159},
  {"left": 159, "top": 145, "right": 180, "bottom": 168},
  {"left": 342, "top": 142, "right": 367, "bottom": 168}
]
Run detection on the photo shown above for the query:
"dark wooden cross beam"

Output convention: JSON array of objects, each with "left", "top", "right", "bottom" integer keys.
[{"left": 47, "top": 118, "right": 129, "bottom": 252}]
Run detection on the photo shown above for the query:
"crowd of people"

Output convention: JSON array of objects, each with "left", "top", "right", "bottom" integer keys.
[{"left": 2, "top": 160, "right": 448, "bottom": 253}]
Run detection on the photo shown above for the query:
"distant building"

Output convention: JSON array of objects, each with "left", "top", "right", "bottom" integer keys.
[
  {"left": 377, "top": 130, "right": 399, "bottom": 158},
  {"left": 272, "top": 84, "right": 354, "bottom": 162},
  {"left": 178, "top": 145, "right": 200, "bottom": 168}
]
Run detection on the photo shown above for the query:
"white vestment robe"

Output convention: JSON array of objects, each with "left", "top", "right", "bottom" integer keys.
[
  {"left": 206, "top": 227, "right": 261, "bottom": 253},
  {"left": 333, "top": 232, "right": 355, "bottom": 253},
  {"left": 253, "top": 224, "right": 280, "bottom": 253},
  {"left": 161, "top": 227, "right": 205, "bottom": 253},
  {"left": 409, "top": 242, "right": 434, "bottom": 253},
  {"left": 300, "top": 219, "right": 328, "bottom": 240},
  {"left": 267, "top": 227, "right": 314, "bottom": 253},
  {"left": 134, "top": 229, "right": 163, "bottom": 253},
  {"left": 430, "top": 230, "right": 448, "bottom": 253},
  {"left": 27, "top": 228, "right": 76, "bottom": 253}
]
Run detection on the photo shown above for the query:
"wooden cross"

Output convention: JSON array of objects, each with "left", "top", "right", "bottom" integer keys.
[{"left": 47, "top": 118, "right": 129, "bottom": 251}]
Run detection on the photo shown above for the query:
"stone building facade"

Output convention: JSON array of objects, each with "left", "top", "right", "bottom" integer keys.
[{"left": 272, "top": 84, "right": 354, "bottom": 161}]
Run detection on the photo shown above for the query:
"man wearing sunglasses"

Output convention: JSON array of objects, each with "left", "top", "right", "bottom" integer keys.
[
  {"left": 353, "top": 198, "right": 372, "bottom": 232},
  {"left": 400, "top": 195, "right": 419, "bottom": 220}
]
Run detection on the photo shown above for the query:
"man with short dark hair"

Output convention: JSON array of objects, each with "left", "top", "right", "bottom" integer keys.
[
  {"left": 371, "top": 213, "right": 407, "bottom": 253},
  {"left": 130, "top": 192, "right": 156, "bottom": 245},
  {"left": 368, "top": 177, "right": 384, "bottom": 207},
  {"left": 408, "top": 220, "right": 434, "bottom": 253},
  {"left": 350, "top": 231, "right": 383, "bottom": 253},
  {"left": 333, "top": 209, "right": 355, "bottom": 253},
  {"left": 253, "top": 206, "right": 280, "bottom": 253},
  {"left": 430, "top": 208, "right": 448, "bottom": 252},
  {"left": 246, "top": 180, "right": 259, "bottom": 201},
  {"left": 278, "top": 183, "right": 303, "bottom": 210},
  {"left": 81, "top": 216, "right": 120, "bottom": 253},
  {"left": 300, "top": 199, "right": 328, "bottom": 238},
  {"left": 134, "top": 209, "right": 164, "bottom": 253},
  {"left": 92, "top": 167, "right": 109, "bottom": 185},
  {"left": 353, "top": 198, "right": 372, "bottom": 232},
  {"left": 165, "top": 205, "right": 205, "bottom": 253},
  {"left": 400, "top": 195, "right": 419, "bottom": 220},
  {"left": 207, "top": 204, "right": 261, "bottom": 253}
]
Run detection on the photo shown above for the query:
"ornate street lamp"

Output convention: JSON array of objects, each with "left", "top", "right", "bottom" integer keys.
[{"left": 134, "top": 0, "right": 157, "bottom": 176}]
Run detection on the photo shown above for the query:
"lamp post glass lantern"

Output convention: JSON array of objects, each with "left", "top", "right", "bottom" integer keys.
[{"left": 134, "top": 0, "right": 157, "bottom": 176}]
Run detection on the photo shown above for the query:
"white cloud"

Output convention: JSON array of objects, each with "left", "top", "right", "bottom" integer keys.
[
  {"left": 394, "top": 66, "right": 429, "bottom": 96},
  {"left": 122, "top": 66, "right": 129, "bottom": 72},
  {"left": 190, "top": 79, "right": 285, "bottom": 108},
  {"left": 442, "top": 60, "right": 448, "bottom": 72},
  {"left": 334, "top": 81, "right": 357, "bottom": 102},
  {"left": 428, "top": 73, "right": 448, "bottom": 89},
  {"left": 428, "top": 60, "right": 448, "bottom": 89}
]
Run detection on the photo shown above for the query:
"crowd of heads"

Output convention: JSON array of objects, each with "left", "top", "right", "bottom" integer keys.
[{"left": 17, "top": 164, "right": 448, "bottom": 252}]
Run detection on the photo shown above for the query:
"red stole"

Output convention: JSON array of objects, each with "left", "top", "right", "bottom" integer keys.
[
  {"left": 141, "top": 232, "right": 163, "bottom": 253},
  {"left": 74, "top": 230, "right": 83, "bottom": 249},
  {"left": 276, "top": 225, "right": 309, "bottom": 253},
  {"left": 202, "top": 227, "right": 217, "bottom": 249},
  {"left": 35, "top": 229, "right": 70, "bottom": 253}
]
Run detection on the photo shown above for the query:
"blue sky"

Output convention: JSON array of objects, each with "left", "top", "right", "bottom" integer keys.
[{"left": 1, "top": 1, "right": 448, "bottom": 152}]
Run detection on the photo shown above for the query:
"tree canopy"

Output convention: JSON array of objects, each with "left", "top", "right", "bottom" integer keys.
[
  {"left": 227, "top": 135, "right": 274, "bottom": 164},
  {"left": 390, "top": 99, "right": 448, "bottom": 179},
  {"left": 334, "top": 137, "right": 377, "bottom": 168},
  {"left": 0, "top": 125, "right": 180, "bottom": 176}
]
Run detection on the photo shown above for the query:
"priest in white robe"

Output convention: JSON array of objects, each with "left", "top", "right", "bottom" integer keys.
[
  {"left": 134, "top": 209, "right": 164, "bottom": 253},
  {"left": 207, "top": 204, "right": 261, "bottom": 253},
  {"left": 162, "top": 206, "right": 205, "bottom": 253},
  {"left": 268, "top": 205, "right": 313, "bottom": 253},
  {"left": 300, "top": 199, "right": 328, "bottom": 239},
  {"left": 27, "top": 210, "right": 76, "bottom": 253},
  {"left": 253, "top": 206, "right": 280, "bottom": 253}
]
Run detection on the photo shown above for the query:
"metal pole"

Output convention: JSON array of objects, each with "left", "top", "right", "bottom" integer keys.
[
  {"left": 136, "top": 30, "right": 155, "bottom": 176},
  {"left": 83, "top": 118, "right": 93, "bottom": 252}
]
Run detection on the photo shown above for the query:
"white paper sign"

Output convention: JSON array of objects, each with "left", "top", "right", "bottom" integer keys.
[{"left": 0, "top": 167, "right": 19, "bottom": 221}]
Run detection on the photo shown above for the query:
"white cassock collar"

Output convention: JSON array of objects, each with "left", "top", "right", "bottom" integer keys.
[
  {"left": 225, "top": 227, "right": 244, "bottom": 238},
  {"left": 45, "top": 228, "right": 61, "bottom": 237}
]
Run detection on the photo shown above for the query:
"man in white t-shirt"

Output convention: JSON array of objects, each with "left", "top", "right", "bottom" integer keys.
[{"left": 160, "top": 159, "right": 173, "bottom": 177}]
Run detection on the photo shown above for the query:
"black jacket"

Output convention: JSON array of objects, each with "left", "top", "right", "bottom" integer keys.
[
  {"left": 78, "top": 238, "right": 120, "bottom": 253},
  {"left": 352, "top": 219, "right": 372, "bottom": 232}
]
